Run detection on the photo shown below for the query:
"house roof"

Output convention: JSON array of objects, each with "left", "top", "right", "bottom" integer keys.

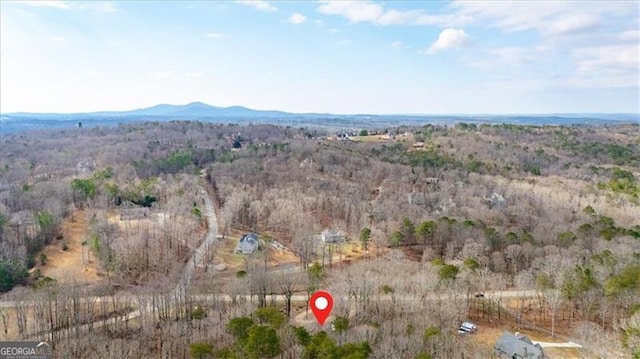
[
  {"left": 236, "top": 233, "right": 260, "bottom": 253},
  {"left": 241, "top": 233, "right": 259, "bottom": 244},
  {"left": 321, "top": 229, "right": 344, "bottom": 243},
  {"left": 494, "top": 332, "right": 546, "bottom": 359},
  {"left": 322, "top": 228, "right": 340, "bottom": 236},
  {"left": 458, "top": 321, "right": 477, "bottom": 334}
]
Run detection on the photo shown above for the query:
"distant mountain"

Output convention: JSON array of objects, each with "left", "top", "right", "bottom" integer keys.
[
  {"left": 1, "top": 102, "right": 638, "bottom": 135},
  {"left": 5, "top": 102, "right": 297, "bottom": 119}
]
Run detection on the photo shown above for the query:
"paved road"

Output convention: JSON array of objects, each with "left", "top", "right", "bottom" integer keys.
[
  {"left": 0, "top": 290, "right": 538, "bottom": 310},
  {"left": 174, "top": 186, "right": 218, "bottom": 294}
]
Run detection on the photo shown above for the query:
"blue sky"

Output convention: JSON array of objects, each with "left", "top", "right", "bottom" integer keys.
[{"left": 1, "top": 0, "right": 638, "bottom": 114}]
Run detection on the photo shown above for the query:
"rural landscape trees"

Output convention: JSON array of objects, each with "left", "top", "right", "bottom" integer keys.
[{"left": 0, "top": 121, "right": 638, "bottom": 358}]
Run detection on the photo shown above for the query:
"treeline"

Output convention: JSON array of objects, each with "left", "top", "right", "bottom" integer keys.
[{"left": 190, "top": 307, "right": 372, "bottom": 359}]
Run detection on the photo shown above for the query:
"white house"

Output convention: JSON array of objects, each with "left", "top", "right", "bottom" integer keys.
[{"left": 321, "top": 229, "right": 345, "bottom": 244}]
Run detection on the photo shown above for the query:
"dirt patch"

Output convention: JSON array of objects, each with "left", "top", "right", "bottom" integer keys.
[
  {"left": 351, "top": 135, "right": 391, "bottom": 142},
  {"left": 35, "top": 210, "right": 103, "bottom": 285},
  {"left": 0, "top": 308, "right": 18, "bottom": 340},
  {"left": 213, "top": 232, "right": 252, "bottom": 274},
  {"left": 318, "top": 241, "right": 378, "bottom": 269},
  {"left": 109, "top": 211, "right": 155, "bottom": 234}
]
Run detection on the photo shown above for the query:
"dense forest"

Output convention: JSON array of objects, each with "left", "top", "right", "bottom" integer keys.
[{"left": 0, "top": 121, "right": 638, "bottom": 358}]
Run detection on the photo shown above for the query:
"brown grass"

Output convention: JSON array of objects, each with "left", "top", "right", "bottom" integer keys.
[
  {"left": 320, "top": 241, "right": 377, "bottom": 268},
  {"left": 213, "top": 230, "right": 300, "bottom": 275},
  {"left": 351, "top": 135, "right": 390, "bottom": 142},
  {"left": 35, "top": 210, "right": 103, "bottom": 285},
  {"left": 0, "top": 308, "right": 18, "bottom": 340}
]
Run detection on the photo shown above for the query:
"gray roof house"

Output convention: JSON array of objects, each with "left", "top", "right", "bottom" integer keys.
[
  {"left": 321, "top": 229, "right": 345, "bottom": 244},
  {"left": 458, "top": 321, "right": 478, "bottom": 335},
  {"left": 484, "top": 192, "right": 506, "bottom": 209},
  {"left": 494, "top": 332, "right": 547, "bottom": 359},
  {"left": 235, "top": 233, "right": 261, "bottom": 254}
]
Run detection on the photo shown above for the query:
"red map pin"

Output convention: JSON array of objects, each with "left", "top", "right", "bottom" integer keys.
[{"left": 310, "top": 290, "right": 333, "bottom": 326}]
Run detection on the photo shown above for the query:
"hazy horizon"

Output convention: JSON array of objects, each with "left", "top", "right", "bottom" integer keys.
[{"left": 2, "top": 100, "right": 639, "bottom": 117}]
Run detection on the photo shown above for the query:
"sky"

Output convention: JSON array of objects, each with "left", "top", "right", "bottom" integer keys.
[{"left": 0, "top": 0, "right": 638, "bottom": 115}]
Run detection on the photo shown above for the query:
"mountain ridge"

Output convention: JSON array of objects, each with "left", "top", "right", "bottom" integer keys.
[
  {"left": 4, "top": 102, "right": 307, "bottom": 119},
  {"left": 1, "top": 102, "right": 638, "bottom": 135},
  {"left": 3, "top": 102, "right": 638, "bottom": 119}
]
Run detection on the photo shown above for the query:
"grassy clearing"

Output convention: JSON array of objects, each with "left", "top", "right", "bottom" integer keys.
[
  {"left": 213, "top": 230, "right": 300, "bottom": 275},
  {"left": 35, "top": 210, "right": 102, "bottom": 285}
]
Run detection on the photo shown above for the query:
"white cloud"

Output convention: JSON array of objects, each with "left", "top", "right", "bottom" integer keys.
[
  {"left": 206, "top": 33, "right": 224, "bottom": 39},
  {"left": 620, "top": 30, "right": 640, "bottom": 42},
  {"left": 316, "top": 1, "right": 468, "bottom": 26},
  {"left": 447, "top": 1, "right": 638, "bottom": 91},
  {"left": 16, "top": 0, "right": 118, "bottom": 13},
  {"left": 288, "top": 13, "right": 307, "bottom": 25},
  {"left": 327, "top": 28, "right": 340, "bottom": 34},
  {"left": 236, "top": 0, "right": 276, "bottom": 12},
  {"left": 14, "top": 1, "right": 69, "bottom": 9},
  {"left": 314, "top": 20, "right": 324, "bottom": 27},
  {"left": 574, "top": 45, "right": 639, "bottom": 74},
  {"left": 315, "top": 0, "right": 635, "bottom": 40},
  {"left": 51, "top": 36, "right": 66, "bottom": 43},
  {"left": 545, "top": 14, "right": 601, "bottom": 36},
  {"left": 391, "top": 41, "right": 402, "bottom": 49},
  {"left": 414, "top": 13, "right": 472, "bottom": 27},
  {"left": 153, "top": 71, "right": 173, "bottom": 79},
  {"left": 186, "top": 71, "right": 204, "bottom": 78},
  {"left": 373, "top": 9, "right": 416, "bottom": 25},
  {"left": 524, "top": 44, "right": 638, "bottom": 89},
  {"left": 96, "top": 2, "right": 117, "bottom": 13},
  {"left": 425, "top": 28, "right": 470, "bottom": 54},
  {"left": 451, "top": 1, "right": 635, "bottom": 36},
  {"left": 466, "top": 47, "right": 537, "bottom": 69},
  {"left": 317, "top": 1, "right": 384, "bottom": 23},
  {"left": 78, "top": 2, "right": 118, "bottom": 13}
]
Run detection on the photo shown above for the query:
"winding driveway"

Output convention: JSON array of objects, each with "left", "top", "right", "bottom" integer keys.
[{"left": 174, "top": 185, "right": 218, "bottom": 293}]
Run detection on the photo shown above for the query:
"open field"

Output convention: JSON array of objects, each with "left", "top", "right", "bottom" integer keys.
[
  {"left": 210, "top": 230, "right": 300, "bottom": 276},
  {"left": 318, "top": 240, "right": 379, "bottom": 268},
  {"left": 35, "top": 210, "right": 102, "bottom": 285}
]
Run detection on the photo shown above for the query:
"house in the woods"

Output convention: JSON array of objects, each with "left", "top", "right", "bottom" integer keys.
[
  {"left": 484, "top": 192, "right": 506, "bottom": 209},
  {"left": 425, "top": 177, "right": 439, "bottom": 185},
  {"left": 494, "top": 332, "right": 547, "bottom": 359},
  {"left": 458, "top": 321, "right": 478, "bottom": 335},
  {"left": 119, "top": 207, "right": 149, "bottom": 221},
  {"left": 407, "top": 192, "right": 426, "bottom": 205},
  {"left": 321, "top": 229, "right": 345, "bottom": 244},
  {"left": 235, "top": 233, "right": 261, "bottom": 254},
  {"left": 385, "top": 131, "right": 396, "bottom": 140},
  {"left": 75, "top": 160, "right": 96, "bottom": 175}
]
